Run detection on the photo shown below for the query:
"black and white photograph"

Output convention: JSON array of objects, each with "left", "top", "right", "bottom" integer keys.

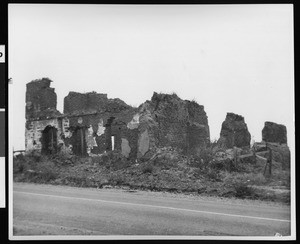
[{"left": 8, "top": 4, "right": 295, "bottom": 240}]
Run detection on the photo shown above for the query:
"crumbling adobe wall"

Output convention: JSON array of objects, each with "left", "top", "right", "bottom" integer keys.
[
  {"left": 218, "top": 113, "right": 251, "bottom": 149},
  {"left": 25, "top": 78, "right": 64, "bottom": 154},
  {"left": 136, "top": 102, "right": 159, "bottom": 159},
  {"left": 25, "top": 118, "right": 64, "bottom": 153},
  {"left": 262, "top": 121, "right": 287, "bottom": 144},
  {"left": 64, "top": 92, "right": 108, "bottom": 114},
  {"left": 25, "top": 79, "right": 140, "bottom": 157},
  {"left": 186, "top": 100, "right": 210, "bottom": 154},
  {"left": 62, "top": 97, "right": 139, "bottom": 158},
  {"left": 136, "top": 92, "right": 210, "bottom": 157},
  {"left": 25, "top": 79, "right": 210, "bottom": 159},
  {"left": 26, "top": 78, "right": 61, "bottom": 120}
]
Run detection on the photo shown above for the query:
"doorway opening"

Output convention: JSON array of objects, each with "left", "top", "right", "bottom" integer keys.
[
  {"left": 105, "top": 116, "right": 115, "bottom": 151},
  {"left": 41, "top": 126, "right": 58, "bottom": 155},
  {"left": 71, "top": 126, "right": 87, "bottom": 156},
  {"left": 111, "top": 135, "right": 115, "bottom": 151}
]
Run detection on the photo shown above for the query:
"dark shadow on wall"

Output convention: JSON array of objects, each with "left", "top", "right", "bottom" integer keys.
[
  {"left": 105, "top": 117, "right": 115, "bottom": 151},
  {"left": 70, "top": 126, "right": 87, "bottom": 156},
  {"left": 41, "top": 125, "right": 58, "bottom": 155}
]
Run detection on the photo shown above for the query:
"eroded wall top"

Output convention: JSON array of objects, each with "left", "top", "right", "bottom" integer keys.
[
  {"left": 138, "top": 92, "right": 210, "bottom": 154},
  {"left": 218, "top": 112, "right": 251, "bottom": 148},
  {"left": 26, "top": 78, "right": 61, "bottom": 120},
  {"left": 262, "top": 121, "right": 287, "bottom": 144},
  {"left": 64, "top": 91, "right": 131, "bottom": 115}
]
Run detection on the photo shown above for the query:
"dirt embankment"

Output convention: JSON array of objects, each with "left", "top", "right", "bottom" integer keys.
[{"left": 13, "top": 147, "right": 290, "bottom": 204}]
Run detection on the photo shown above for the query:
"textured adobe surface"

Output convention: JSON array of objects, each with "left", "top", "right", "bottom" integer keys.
[
  {"left": 218, "top": 113, "right": 251, "bottom": 148},
  {"left": 262, "top": 121, "right": 287, "bottom": 144},
  {"left": 137, "top": 92, "right": 210, "bottom": 156},
  {"left": 26, "top": 78, "right": 61, "bottom": 120}
]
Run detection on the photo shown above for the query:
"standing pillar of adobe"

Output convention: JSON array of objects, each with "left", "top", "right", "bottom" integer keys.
[{"left": 25, "top": 78, "right": 61, "bottom": 153}]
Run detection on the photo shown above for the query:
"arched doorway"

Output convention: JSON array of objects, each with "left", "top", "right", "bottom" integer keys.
[{"left": 41, "top": 126, "right": 58, "bottom": 155}]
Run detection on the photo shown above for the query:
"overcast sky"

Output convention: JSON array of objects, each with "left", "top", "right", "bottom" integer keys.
[{"left": 8, "top": 4, "right": 294, "bottom": 150}]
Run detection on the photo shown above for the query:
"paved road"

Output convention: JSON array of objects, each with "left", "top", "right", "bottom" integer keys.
[{"left": 13, "top": 183, "right": 291, "bottom": 237}]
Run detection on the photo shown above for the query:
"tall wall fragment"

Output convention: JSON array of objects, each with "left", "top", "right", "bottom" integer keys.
[
  {"left": 25, "top": 78, "right": 63, "bottom": 154},
  {"left": 218, "top": 112, "right": 251, "bottom": 149},
  {"left": 262, "top": 121, "right": 287, "bottom": 144},
  {"left": 137, "top": 92, "right": 210, "bottom": 156},
  {"left": 26, "top": 78, "right": 61, "bottom": 120}
]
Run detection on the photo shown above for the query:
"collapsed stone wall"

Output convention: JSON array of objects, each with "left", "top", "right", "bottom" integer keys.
[{"left": 218, "top": 113, "right": 251, "bottom": 149}]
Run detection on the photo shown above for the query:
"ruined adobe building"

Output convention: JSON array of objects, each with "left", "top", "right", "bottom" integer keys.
[{"left": 25, "top": 78, "right": 210, "bottom": 159}]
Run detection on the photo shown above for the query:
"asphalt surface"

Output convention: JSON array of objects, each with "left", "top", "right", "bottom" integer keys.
[{"left": 13, "top": 183, "right": 291, "bottom": 236}]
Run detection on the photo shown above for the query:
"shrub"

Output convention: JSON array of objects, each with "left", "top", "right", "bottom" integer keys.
[
  {"left": 100, "top": 151, "right": 132, "bottom": 170},
  {"left": 222, "top": 172, "right": 262, "bottom": 199},
  {"left": 34, "top": 161, "right": 59, "bottom": 182},
  {"left": 269, "top": 170, "right": 290, "bottom": 187},
  {"left": 247, "top": 173, "right": 267, "bottom": 185},
  {"left": 206, "top": 169, "right": 221, "bottom": 181},
  {"left": 234, "top": 184, "right": 257, "bottom": 199},
  {"left": 142, "top": 163, "right": 154, "bottom": 174},
  {"left": 108, "top": 173, "right": 126, "bottom": 185},
  {"left": 192, "top": 140, "right": 226, "bottom": 170},
  {"left": 26, "top": 151, "right": 43, "bottom": 163},
  {"left": 223, "top": 172, "right": 267, "bottom": 186},
  {"left": 208, "top": 159, "right": 227, "bottom": 171},
  {"left": 15, "top": 159, "right": 59, "bottom": 183},
  {"left": 195, "top": 147, "right": 214, "bottom": 166},
  {"left": 150, "top": 149, "right": 180, "bottom": 169},
  {"left": 271, "top": 145, "right": 291, "bottom": 170},
  {"left": 36, "top": 170, "right": 58, "bottom": 182},
  {"left": 13, "top": 157, "right": 26, "bottom": 174},
  {"left": 50, "top": 151, "right": 75, "bottom": 166},
  {"left": 91, "top": 156, "right": 105, "bottom": 165}
]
